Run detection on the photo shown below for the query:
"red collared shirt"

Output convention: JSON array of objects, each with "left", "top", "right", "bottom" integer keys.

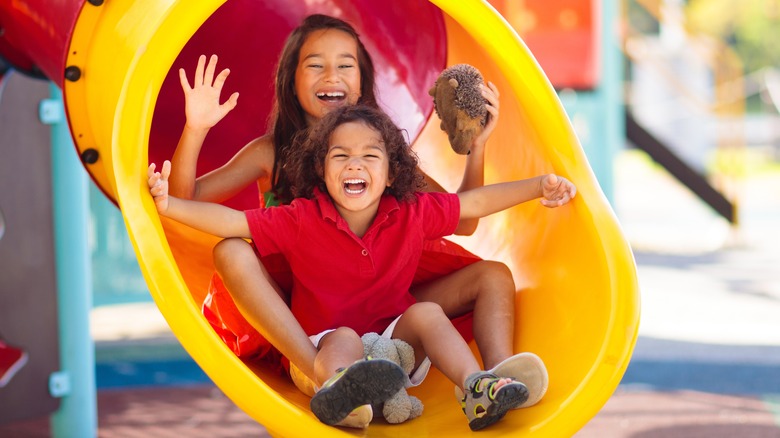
[{"left": 245, "top": 189, "right": 460, "bottom": 336}]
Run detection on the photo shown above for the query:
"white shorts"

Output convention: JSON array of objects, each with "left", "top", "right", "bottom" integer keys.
[{"left": 290, "top": 315, "right": 432, "bottom": 397}]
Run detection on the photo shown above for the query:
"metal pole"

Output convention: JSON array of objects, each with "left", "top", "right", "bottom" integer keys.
[{"left": 45, "top": 83, "right": 97, "bottom": 437}]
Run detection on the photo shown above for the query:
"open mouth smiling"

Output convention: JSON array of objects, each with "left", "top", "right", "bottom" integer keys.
[
  {"left": 343, "top": 178, "right": 367, "bottom": 195},
  {"left": 316, "top": 91, "right": 346, "bottom": 102}
]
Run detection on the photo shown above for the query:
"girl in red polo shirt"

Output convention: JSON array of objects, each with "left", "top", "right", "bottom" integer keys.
[{"left": 148, "top": 105, "right": 576, "bottom": 431}]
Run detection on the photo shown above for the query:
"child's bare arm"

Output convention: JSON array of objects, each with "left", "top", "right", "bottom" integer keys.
[
  {"left": 458, "top": 174, "right": 576, "bottom": 219},
  {"left": 148, "top": 160, "right": 251, "bottom": 238},
  {"left": 169, "top": 54, "right": 239, "bottom": 199}
]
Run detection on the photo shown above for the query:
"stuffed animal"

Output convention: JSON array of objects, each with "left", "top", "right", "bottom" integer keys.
[
  {"left": 361, "top": 332, "right": 423, "bottom": 424},
  {"left": 428, "top": 63, "right": 488, "bottom": 155}
]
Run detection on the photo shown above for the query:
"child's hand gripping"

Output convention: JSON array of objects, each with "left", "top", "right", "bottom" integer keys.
[
  {"left": 179, "top": 54, "right": 239, "bottom": 131},
  {"left": 470, "top": 82, "right": 500, "bottom": 153},
  {"left": 148, "top": 160, "right": 172, "bottom": 213},
  {"left": 540, "top": 174, "right": 577, "bottom": 208}
]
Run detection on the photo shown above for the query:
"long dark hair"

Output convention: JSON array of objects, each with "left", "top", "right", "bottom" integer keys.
[
  {"left": 287, "top": 105, "right": 423, "bottom": 203},
  {"left": 270, "top": 14, "right": 378, "bottom": 204}
]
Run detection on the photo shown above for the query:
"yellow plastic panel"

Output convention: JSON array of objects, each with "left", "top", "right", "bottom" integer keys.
[{"left": 64, "top": 0, "right": 640, "bottom": 436}]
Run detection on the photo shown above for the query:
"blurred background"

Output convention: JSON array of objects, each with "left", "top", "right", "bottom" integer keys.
[{"left": 1, "top": 0, "right": 778, "bottom": 436}]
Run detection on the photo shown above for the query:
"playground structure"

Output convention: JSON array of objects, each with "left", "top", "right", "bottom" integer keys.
[
  {"left": 0, "top": 0, "right": 639, "bottom": 436},
  {"left": 622, "top": 0, "right": 753, "bottom": 225}
]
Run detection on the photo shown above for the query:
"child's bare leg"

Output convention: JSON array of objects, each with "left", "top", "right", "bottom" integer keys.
[
  {"left": 410, "top": 260, "right": 515, "bottom": 369},
  {"left": 313, "top": 327, "right": 364, "bottom": 386},
  {"left": 213, "top": 238, "right": 318, "bottom": 379},
  {"left": 392, "top": 302, "right": 528, "bottom": 431},
  {"left": 391, "top": 301, "right": 482, "bottom": 388}
]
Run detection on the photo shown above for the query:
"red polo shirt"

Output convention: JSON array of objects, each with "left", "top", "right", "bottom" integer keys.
[{"left": 245, "top": 189, "right": 460, "bottom": 336}]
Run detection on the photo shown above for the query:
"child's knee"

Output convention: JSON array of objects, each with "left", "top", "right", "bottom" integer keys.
[
  {"left": 324, "top": 327, "right": 362, "bottom": 345},
  {"left": 213, "top": 238, "right": 254, "bottom": 270},
  {"left": 406, "top": 301, "right": 446, "bottom": 322},
  {"left": 477, "top": 261, "right": 515, "bottom": 290}
]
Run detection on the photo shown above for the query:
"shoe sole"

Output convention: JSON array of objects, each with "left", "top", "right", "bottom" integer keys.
[
  {"left": 310, "top": 359, "right": 406, "bottom": 426},
  {"left": 469, "top": 381, "right": 529, "bottom": 431},
  {"left": 492, "top": 352, "right": 548, "bottom": 407},
  {"left": 455, "top": 352, "right": 548, "bottom": 409}
]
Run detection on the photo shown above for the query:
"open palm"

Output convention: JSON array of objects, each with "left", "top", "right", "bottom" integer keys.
[{"left": 179, "top": 54, "right": 239, "bottom": 131}]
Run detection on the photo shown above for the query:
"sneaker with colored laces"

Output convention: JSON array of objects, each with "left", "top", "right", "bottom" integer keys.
[{"left": 460, "top": 372, "right": 528, "bottom": 431}]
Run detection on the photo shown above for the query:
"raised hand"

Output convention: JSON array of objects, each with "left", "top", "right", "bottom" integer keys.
[
  {"left": 179, "top": 54, "right": 240, "bottom": 131},
  {"left": 470, "top": 81, "right": 500, "bottom": 152},
  {"left": 148, "top": 160, "right": 172, "bottom": 212},
  {"left": 540, "top": 174, "right": 577, "bottom": 208}
]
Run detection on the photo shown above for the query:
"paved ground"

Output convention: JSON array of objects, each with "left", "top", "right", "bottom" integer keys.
[
  {"left": 577, "top": 150, "right": 780, "bottom": 437},
  {"left": 2, "top": 150, "right": 779, "bottom": 437}
]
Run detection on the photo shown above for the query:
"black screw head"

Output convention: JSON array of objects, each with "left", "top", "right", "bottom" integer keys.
[
  {"left": 81, "top": 148, "right": 99, "bottom": 164},
  {"left": 64, "top": 65, "right": 81, "bottom": 82}
]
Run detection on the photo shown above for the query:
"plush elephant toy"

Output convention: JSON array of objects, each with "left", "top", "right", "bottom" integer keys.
[{"left": 361, "top": 332, "right": 424, "bottom": 424}]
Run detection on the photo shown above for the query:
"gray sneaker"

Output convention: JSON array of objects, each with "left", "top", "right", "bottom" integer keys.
[{"left": 310, "top": 358, "right": 406, "bottom": 426}]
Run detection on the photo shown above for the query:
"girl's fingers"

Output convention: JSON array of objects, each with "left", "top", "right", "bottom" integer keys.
[
  {"left": 161, "top": 160, "right": 171, "bottom": 180},
  {"left": 204, "top": 54, "right": 218, "bottom": 85},
  {"left": 223, "top": 92, "right": 240, "bottom": 112},
  {"left": 213, "top": 68, "right": 231, "bottom": 90},
  {"left": 487, "top": 81, "right": 499, "bottom": 98},
  {"left": 178, "top": 68, "right": 192, "bottom": 92},
  {"left": 147, "top": 164, "right": 159, "bottom": 188},
  {"left": 485, "top": 104, "right": 498, "bottom": 117},
  {"left": 540, "top": 175, "right": 575, "bottom": 208},
  {"left": 194, "top": 54, "right": 207, "bottom": 86},
  {"left": 545, "top": 174, "right": 559, "bottom": 188},
  {"left": 481, "top": 83, "right": 499, "bottom": 109}
]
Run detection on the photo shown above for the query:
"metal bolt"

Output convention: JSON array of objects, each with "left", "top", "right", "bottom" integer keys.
[
  {"left": 81, "top": 148, "right": 99, "bottom": 164},
  {"left": 64, "top": 65, "right": 81, "bottom": 82}
]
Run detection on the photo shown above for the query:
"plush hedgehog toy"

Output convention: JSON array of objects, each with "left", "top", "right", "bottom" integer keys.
[{"left": 428, "top": 64, "right": 488, "bottom": 155}]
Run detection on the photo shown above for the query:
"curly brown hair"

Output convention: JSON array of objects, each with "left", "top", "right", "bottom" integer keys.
[{"left": 286, "top": 105, "right": 424, "bottom": 203}]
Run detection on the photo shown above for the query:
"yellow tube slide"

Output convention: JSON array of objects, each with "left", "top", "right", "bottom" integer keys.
[{"left": 63, "top": 0, "right": 639, "bottom": 436}]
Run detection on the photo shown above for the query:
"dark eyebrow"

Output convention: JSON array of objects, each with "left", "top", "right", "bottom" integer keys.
[
  {"left": 302, "top": 52, "right": 357, "bottom": 62},
  {"left": 327, "top": 144, "right": 385, "bottom": 154}
]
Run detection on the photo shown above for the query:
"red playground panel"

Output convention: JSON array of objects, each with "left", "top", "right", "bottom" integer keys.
[{"left": 489, "top": 0, "right": 600, "bottom": 90}]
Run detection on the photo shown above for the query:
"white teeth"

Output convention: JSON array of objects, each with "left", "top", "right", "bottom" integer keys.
[
  {"left": 317, "top": 91, "right": 346, "bottom": 97},
  {"left": 344, "top": 179, "right": 366, "bottom": 195}
]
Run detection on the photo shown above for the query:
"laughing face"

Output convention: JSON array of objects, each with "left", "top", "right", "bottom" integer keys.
[
  {"left": 295, "top": 29, "right": 362, "bottom": 125},
  {"left": 323, "top": 120, "right": 391, "bottom": 222}
]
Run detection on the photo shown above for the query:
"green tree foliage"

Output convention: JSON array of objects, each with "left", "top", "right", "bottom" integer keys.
[{"left": 686, "top": 0, "right": 780, "bottom": 73}]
